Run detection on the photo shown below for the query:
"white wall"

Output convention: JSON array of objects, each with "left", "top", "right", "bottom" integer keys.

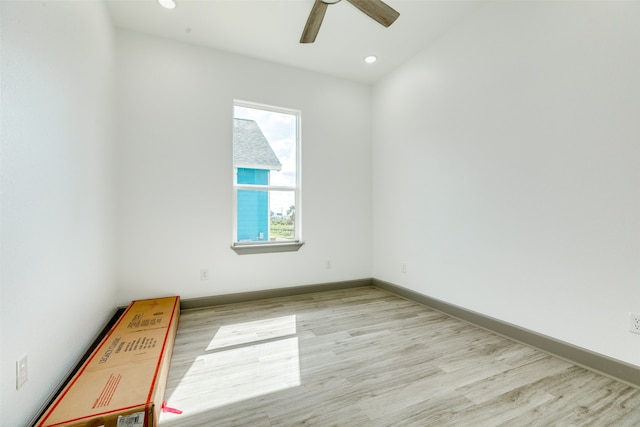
[
  {"left": 114, "top": 30, "right": 373, "bottom": 303},
  {"left": 0, "top": 1, "right": 116, "bottom": 424},
  {"left": 373, "top": 1, "right": 640, "bottom": 366}
]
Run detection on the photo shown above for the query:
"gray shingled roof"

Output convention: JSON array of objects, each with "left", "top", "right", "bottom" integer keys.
[{"left": 233, "top": 118, "right": 282, "bottom": 171}]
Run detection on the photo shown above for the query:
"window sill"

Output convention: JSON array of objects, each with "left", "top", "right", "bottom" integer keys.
[{"left": 231, "top": 241, "right": 305, "bottom": 255}]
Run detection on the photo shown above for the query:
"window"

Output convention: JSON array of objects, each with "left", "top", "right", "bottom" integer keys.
[{"left": 232, "top": 101, "right": 302, "bottom": 254}]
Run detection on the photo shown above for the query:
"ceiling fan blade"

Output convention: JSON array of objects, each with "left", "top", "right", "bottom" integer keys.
[
  {"left": 300, "top": 0, "right": 329, "bottom": 43},
  {"left": 346, "top": 0, "right": 399, "bottom": 27}
]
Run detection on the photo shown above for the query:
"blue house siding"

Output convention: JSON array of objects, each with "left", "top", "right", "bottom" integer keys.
[
  {"left": 238, "top": 168, "right": 268, "bottom": 186},
  {"left": 237, "top": 168, "right": 269, "bottom": 241}
]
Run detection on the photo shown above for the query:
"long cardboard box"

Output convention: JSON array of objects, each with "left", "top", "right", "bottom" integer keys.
[{"left": 36, "top": 296, "right": 180, "bottom": 427}]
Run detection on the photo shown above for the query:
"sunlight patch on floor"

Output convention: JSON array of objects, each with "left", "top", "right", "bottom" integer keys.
[
  {"left": 206, "top": 315, "right": 298, "bottom": 351},
  {"left": 160, "top": 315, "right": 301, "bottom": 423}
]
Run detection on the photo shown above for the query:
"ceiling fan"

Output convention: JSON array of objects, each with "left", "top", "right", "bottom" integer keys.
[{"left": 300, "top": 0, "right": 400, "bottom": 44}]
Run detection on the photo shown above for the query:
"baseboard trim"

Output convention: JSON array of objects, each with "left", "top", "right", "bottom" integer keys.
[
  {"left": 373, "top": 279, "right": 640, "bottom": 389},
  {"left": 181, "top": 278, "right": 374, "bottom": 310}
]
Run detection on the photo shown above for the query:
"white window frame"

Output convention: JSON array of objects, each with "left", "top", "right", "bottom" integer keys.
[{"left": 231, "top": 100, "right": 303, "bottom": 255}]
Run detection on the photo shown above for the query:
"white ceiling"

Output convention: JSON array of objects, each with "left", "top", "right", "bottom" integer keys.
[{"left": 106, "top": 0, "right": 486, "bottom": 85}]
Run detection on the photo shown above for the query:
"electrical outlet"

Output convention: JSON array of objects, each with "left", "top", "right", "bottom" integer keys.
[
  {"left": 326, "top": 260, "right": 332, "bottom": 270},
  {"left": 200, "top": 269, "right": 209, "bottom": 281},
  {"left": 16, "top": 355, "right": 28, "bottom": 389},
  {"left": 629, "top": 313, "right": 640, "bottom": 335},
  {"left": 401, "top": 263, "right": 407, "bottom": 273}
]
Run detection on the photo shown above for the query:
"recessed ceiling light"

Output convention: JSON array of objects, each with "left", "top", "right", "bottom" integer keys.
[
  {"left": 364, "top": 55, "right": 377, "bottom": 64},
  {"left": 157, "top": 0, "right": 176, "bottom": 9}
]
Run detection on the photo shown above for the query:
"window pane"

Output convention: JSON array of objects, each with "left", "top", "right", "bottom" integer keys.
[
  {"left": 235, "top": 190, "right": 295, "bottom": 242},
  {"left": 234, "top": 106, "right": 297, "bottom": 187}
]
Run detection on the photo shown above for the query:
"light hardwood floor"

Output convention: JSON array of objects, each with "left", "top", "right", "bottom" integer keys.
[{"left": 159, "top": 286, "right": 640, "bottom": 426}]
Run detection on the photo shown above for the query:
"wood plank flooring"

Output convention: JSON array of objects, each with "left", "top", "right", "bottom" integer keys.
[{"left": 159, "top": 286, "right": 640, "bottom": 426}]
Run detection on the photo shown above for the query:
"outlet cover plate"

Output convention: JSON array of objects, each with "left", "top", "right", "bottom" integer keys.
[
  {"left": 16, "top": 355, "right": 27, "bottom": 389},
  {"left": 629, "top": 313, "right": 640, "bottom": 335}
]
